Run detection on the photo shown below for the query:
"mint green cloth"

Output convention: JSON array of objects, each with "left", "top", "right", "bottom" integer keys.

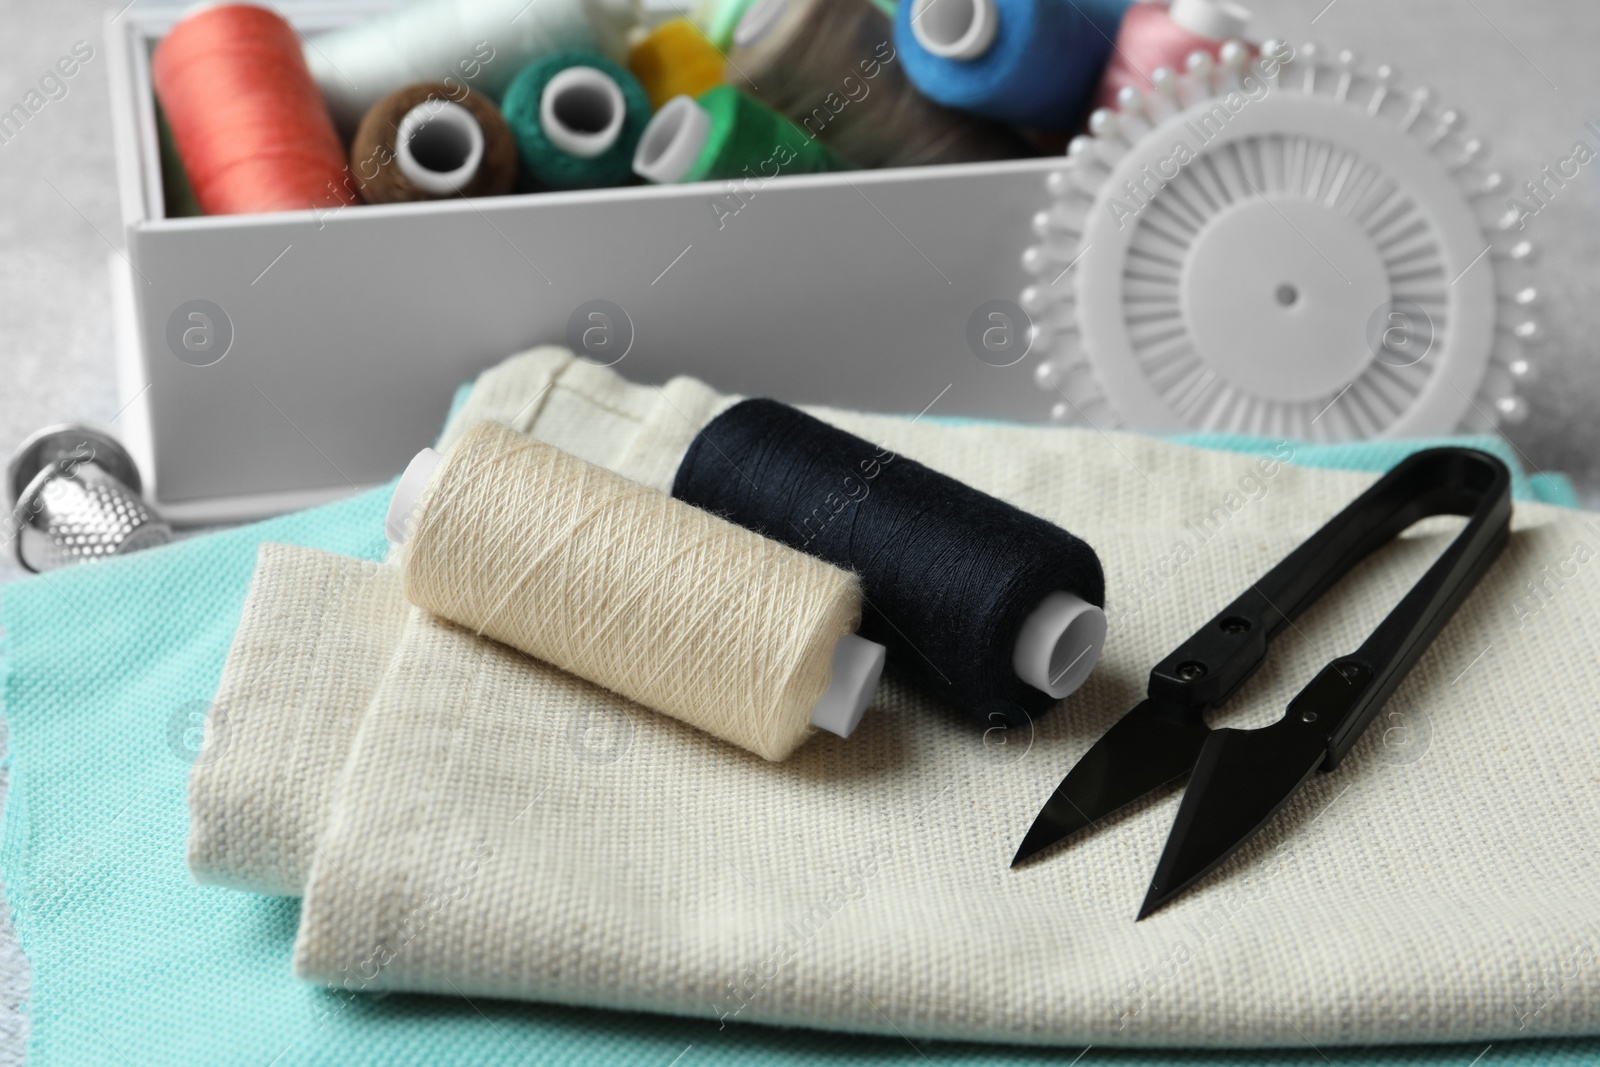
[{"left": 1, "top": 433, "right": 1591, "bottom": 1065}]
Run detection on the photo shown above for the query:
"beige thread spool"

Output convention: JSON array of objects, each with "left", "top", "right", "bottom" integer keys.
[
  {"left": 387, "top": 422, "right": 886, "bottom": 761},
  {"left": 350, "top": 83, "right": 518, "bottom": 204},
  {"left": 724, "top": 0, "right": 1030, "bottom": 168}
]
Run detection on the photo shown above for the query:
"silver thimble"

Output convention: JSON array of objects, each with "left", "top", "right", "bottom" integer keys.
[{"left": 5, "top": 425, "right": 172, "bottom": 573}]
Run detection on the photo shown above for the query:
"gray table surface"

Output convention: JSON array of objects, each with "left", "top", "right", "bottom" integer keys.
[{"left": 1, "top": 0, "right": 1596, "bottom": 1061}]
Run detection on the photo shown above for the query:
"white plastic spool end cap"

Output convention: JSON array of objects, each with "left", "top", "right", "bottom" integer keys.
[
  {"left": 810, "top": 634, "right": 886, "bottom": 738},
  {"left": 394, "top": 101, "right": 486, "bottom": 195},
  {"left": 1169, "top": 0, "right": 1251, "bottom": 42},
  {"left": 634, "top": 95, "right": 712, "bottom": 183},
  {"left": 1012, "top": 591, "right": 1108, "bottom": 699},
  {"left": 386, "top": 447, "right": 443, "bottom": 546},
  {"left": 909, "top": 0, "right": 997, "bottom": 60},
  {"left": 541, "top": 66, "right": 627, "bottom": 160}
]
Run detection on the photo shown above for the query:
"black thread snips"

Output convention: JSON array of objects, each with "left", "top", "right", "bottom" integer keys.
[{"left": 1013, "top": 448, "right": 1513, "bottom": 919}]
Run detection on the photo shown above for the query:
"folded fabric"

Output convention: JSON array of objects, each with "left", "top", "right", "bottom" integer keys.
[
  {"left": 187, "top": 548, "right": 409, "bottom": 896},
  {"left": 1167, "top": 433, "right": 1581, "bottom": 509},
  {"left": 5, "top": 348, "right": 1595, "bottom": 1066},
  {"left": 188, "top": 348, "right": 1600, "bottom": 1050}
]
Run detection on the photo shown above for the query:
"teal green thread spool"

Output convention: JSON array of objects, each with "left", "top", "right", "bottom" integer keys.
[
  {"left": 632, "top": 84, "right": 843, "bottom": 184},
  {"left": 501, "top": 51, "right": 650, "bottom": 189}
]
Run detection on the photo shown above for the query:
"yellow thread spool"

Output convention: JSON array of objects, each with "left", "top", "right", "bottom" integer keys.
[{"left": 628, "top": 18, "right": 726, "bottom": 111}]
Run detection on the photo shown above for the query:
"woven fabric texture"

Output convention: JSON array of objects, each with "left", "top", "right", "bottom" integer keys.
[
  {"left": 204, "top": 348, "right": 1600, "bottom": 1049},
  {"left": 4, "top": 346, "right": 1597, "bottom": 1064},
  {"left": 189, "top": 545, "right": 409, "bottom": 894}
]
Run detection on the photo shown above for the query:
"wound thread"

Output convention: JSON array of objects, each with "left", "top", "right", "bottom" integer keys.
[
  {"left": 628, "top": 18, "right": 726, "bottom": 110},
  {"left": 725, "top": 0, "right": 1031, "bottom": 169},
  {"left": 152, "top": 4, "right": 355, "bottom": 216},
  {"left": 634, "top": 85, "right": 845, "bottom": 184},
  {"left": 401, "top": 421, "right": 866, "bottom": 761},
  {"left": 301, "top": 0, "right": 637, "bottom": 134},
  {"left": 501, "top": 51, "right": 651, "bottom": 189},
  {"left": 894, "top": 0, "right": 1131, "bottom": 130},
  {"left": 350, "top": 83, "right": 518, "bottom": 203},
  {"left": 671, "top": 399, "right": 1106, "bottom": 725}
]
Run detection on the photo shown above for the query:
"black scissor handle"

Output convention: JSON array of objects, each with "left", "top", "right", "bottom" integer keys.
[{"left": 1147, "top": 448, "right": 1512, "bottom": 765}]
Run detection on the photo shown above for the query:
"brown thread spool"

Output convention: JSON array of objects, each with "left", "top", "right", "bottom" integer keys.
[
  {"left": 724, "top": 0, "right": 1031, "bottom": 168},
  {"left": 349, "top": 83, "right": 518, "bottom": 204}
]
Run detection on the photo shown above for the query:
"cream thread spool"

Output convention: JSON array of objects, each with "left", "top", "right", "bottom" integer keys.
[{"left": 387, "top": 424, "right": 886, "bottom": 759}]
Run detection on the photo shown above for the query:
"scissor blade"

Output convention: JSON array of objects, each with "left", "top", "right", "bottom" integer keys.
[
  {"left": 1136, "top": 717, "right": 1327, "bottom": 920},
  {"left": 1012, "top": 699, "right": 1211, "bottom": 867}
]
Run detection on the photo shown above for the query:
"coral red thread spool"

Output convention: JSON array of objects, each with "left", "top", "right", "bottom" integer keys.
[
  {"left": 153, "top": 4, "right": 356, "bottom": 215},
  {"left": 1092, "top": 0, "right": 1252, "bottom": 113}
]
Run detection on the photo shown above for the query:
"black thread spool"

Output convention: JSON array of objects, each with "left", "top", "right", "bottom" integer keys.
[{"left": 671, "top": 399, "right": 1107, "bottom": 726}]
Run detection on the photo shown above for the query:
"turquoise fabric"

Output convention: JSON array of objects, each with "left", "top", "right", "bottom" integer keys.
[{"left": 1, "top": 434, "right": 1592, "bottom": 1066}]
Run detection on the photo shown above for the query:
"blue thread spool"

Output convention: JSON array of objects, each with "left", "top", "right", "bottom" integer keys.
[{"left": 894, "top": 0, "right": 1132, "bottom": 130}]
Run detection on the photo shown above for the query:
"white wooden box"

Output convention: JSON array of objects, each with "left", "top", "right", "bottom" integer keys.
[{"left": 107, "top": 2, "right": 1060, "bottom": 523}]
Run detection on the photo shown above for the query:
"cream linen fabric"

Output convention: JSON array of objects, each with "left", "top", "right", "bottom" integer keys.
[
  {"left": 189, "top": 547, "right": 408, "bottom": 895},
  {"left": 195, "top": 347, "right": 1600, "bottom": 1048}
]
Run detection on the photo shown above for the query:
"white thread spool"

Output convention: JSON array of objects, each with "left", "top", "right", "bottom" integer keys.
[
  {"left": 387, "top": 443, "right": 887, "bottom": 747},
  {"left": 540, "top": 66, "right": 628, "bottom": 158},
  {"left": 633, "top": 95, "right": 712, "bottom": 183},
  {"left": 303, "top": 0, "right": 638, "bottom": 133},
  {"left": 908, "top": 0, "right": 997, "bottom": 60},
  {"left": 393, "top": 100, "right": 486, "bottom": 194}
]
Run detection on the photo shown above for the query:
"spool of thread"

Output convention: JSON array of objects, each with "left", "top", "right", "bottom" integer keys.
[
  {"left": 894, "top": 0, "right": 1132, "bottom": 130},
  {"left": 152, "top": 4, "right": 354, "bottom": 216},
  {"left": 501, "top": 52, "right": 651, "bottom": 189},
  {"left": 1092, "top": 0, "right": 1252, "bottom": 111},
  {"left": 725, "top": 0, "right": 1032, "bottom": 168},
  {"left": 628, "top": 18, "right": 726, "bottom": 110},
  {"left": 634, "top": 85, "right": 844, "bottom": 183},
  {"left": 671, "top": 400, "right": 1108, "bottom": 726},
  {"left": 350, "top": 83, "right": 518, "bottom": 203},
  {"left": 303, "top": 0, "right": 639, "bottom": 134},
  {"left": 387, "top": 421, "right": 887, "bottom": 761}
]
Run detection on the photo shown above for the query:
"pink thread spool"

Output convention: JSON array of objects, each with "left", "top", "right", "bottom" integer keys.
[{"left": 1093, "top": 0, "right": 1252, "bottom": 113}]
